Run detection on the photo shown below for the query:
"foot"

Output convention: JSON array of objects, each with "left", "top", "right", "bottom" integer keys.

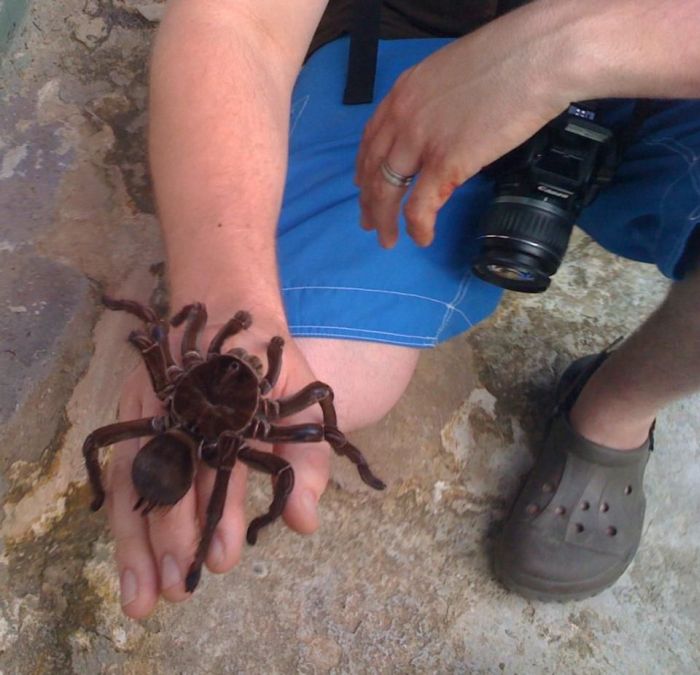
[{"left": 494, "top": 351, "right": 653, "bottom": 602}]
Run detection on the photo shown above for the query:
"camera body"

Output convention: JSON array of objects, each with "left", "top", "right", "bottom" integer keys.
[{"left": 472, "top": 103, "right": 619, "bottom": 293}]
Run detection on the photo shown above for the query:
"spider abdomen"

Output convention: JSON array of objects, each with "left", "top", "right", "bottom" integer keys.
[
  {"left": 132, "top": 430, "right": 197, "bottom": 509},
  {"left": 171, "top": 355, "right": 260, "bottom": 439}
]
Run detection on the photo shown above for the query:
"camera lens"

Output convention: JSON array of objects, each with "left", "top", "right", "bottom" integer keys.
[{"left": 472, "top": 196, "right": 575, "bottom": 293}]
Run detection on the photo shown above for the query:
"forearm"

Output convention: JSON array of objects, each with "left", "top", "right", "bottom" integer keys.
[
  {"left": 149, "top": 1, "right": 313, "bottom": 327},
  {"left": 525, "top": 0, "right": 700, "bottom": 102}
]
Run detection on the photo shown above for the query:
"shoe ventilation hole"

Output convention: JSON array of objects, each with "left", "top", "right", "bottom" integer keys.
[
  {"left": 607, "top": 526, "right": 618, "bottom": 536},
  {"left": 555, "top": 506, "right": 566, "bottom": 516},
  {"left": 600, "top": 502, "right": 610, "bottom": 513},
  {"left": 580, "top": 500, "right": 590, "bottom": 511},
  {"left": 575, "top": 523, "right": 584, "bottom": 533},
  {"left": 526, "top": 503, "right": 540, "bottom": 515},
  {"left": 542, "top": 482, "right": 554, "bottom": 493},
  {"left": 624, "top": 485, "right": 633, "bottom": 495}
]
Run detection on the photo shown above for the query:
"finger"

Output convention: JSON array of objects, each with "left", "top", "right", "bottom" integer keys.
[
  {"left": 127, "top": 384, "right": 200, "bottom": 603},
  {"left": 358, "top": 132, "right": 397, "bottom": 234},
  {"left": 403, "top": 162, "right": 462, "bottom": 247},
  {"left": 361, "top": 142, "right": 421, "bottom": 248},
  {"left": 275, "top": 440, "right": 331, "bottom": 535},
  {"left": 107, "top": 442, "right": 160, "bottom": 619},
  {"left": 195, "top": 461, "right": 248, "bottom": 574},
  {"left": 107, "top": 391, "right": 159, "bottom": 619},
  {"left": 355, "top": 69, "right": 413, "bottom": 186},
  {"left": 355, "top": 100, "right": 391, "bottom": 189},
  {"left": 146, "top": 487, "right": 200, "bottom": 602}
]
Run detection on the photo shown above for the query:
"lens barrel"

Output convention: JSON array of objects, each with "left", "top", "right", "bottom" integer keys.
[
  {"left": 472, "top": 196, "right": 575, "bottom": 293},
  {"left": 471, "top": 103, "right": 618, "bottom": 294}
]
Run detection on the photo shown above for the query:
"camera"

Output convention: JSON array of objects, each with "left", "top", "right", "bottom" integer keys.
[{"left": 472, "top": 103, "right": 619, "bottom": 293}]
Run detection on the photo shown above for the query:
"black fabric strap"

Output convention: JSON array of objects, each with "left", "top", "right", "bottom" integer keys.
[
  {"left": 343, "top": 0, "right": 382, "bottom": 105},
  {"left": 618, "top": 99, "right": 662, "bottom": 153}
]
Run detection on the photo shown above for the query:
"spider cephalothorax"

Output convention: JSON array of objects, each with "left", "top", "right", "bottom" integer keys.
[{"left": 83, "top": 297, "right": 385, "bottom": 592}]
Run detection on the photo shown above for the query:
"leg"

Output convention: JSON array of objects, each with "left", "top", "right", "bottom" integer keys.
[
  {"left": 268, "top": 338, "right": 419, "bottom": 534},
  {"left": 320, "top": 395, "right": 386, "bottom": 491},
  {"left": 185, "top": 434, "right": 241, "bottom": 592},
  {"left": 265, "top": 381, "right": 386, "bottom": 489},
  {"left": 170, "top": 302, "right": 208, "bottom": 367},
  {"left": 570, "top": 263, "right": 700, "bottom": 449},
  {"left": 102, "top": 295, "right": 177, "bottom": 369},
  {"left": 237, "top": 446, "right": 294, "bottom": 545},
  {"left": 128, "top": 331, "right": 171, "bottom": 399},
  {"left": 206, "top": 310, "right": 252, "bottom": 356},
  {"left": 569, "top": 100, "right": 700, "bottom": 449},
  {"left": 260, "top": 336, "right": 284, "bottom": 394},
  {"left": 494, "top": 275, "right": 700, "bottom": 601},
  {"left": 496, "top": 101, "right": 700, "bottom": 600},
  {"left": 250, "top": 422, "right": 325, "bottom": 444},
  {"left": 83, "top": 416, "right": 168, "bottom": 511},
  {"left": 265, "top": 381, "right": 329, "bottom": 420}
]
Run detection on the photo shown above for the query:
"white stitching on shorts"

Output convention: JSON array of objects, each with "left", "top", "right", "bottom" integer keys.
[
  {"left": 289, "top": 324, "right": 436, "bottom": 340},
  {"left": 282, "top": 285, "right": 473, "bottom": 334},
  {"left": 290, "top": 95, "right": 310, "bottom": 137},
  {"left": 435, "top": 274, "right": 473, "bottom": 342},
  {"left": 288, "top": 326, "right": 435, "bottom": 347},
  {"left": 644, "top": 136, "right": 700, "bottom": 218}
]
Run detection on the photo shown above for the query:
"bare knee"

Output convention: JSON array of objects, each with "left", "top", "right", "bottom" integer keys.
[
  {"left": 295, "top": 337, "right": 420, "bottom": 432},
  {"left": 659, "top": 259, "right": 700, "bottom": 322}
]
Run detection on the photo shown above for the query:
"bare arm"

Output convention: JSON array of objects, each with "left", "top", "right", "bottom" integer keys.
[
  {"left": 565, "top": 0, "right": 700, "bottom": 100},
  {"left": 110, "top": 0, "right": 331, "bottom": 620},
  {"left": 150, "top": 0, "right": 328, "bottom": 324}
]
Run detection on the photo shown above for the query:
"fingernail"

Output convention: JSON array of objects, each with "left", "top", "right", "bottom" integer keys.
[
  {"left": 120, "top": 569, "right": 138, "bottom": 606},
  {"left": 302, "top": 490, "right": 317, "bottom": 518},
  {"left": 161, "top": 553, "right": 182, "bottom": 590},
  {"left": 210, "top": 534, "right": 225, "bottom": 565}
]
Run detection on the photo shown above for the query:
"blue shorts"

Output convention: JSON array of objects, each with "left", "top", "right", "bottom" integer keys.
[{"left": 278, "top": 37, "right": 700, "bottom": 348}]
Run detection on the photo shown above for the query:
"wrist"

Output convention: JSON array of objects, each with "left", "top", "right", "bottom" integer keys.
[
  {"left": 169, "top": 277, "right": 289, "bottom": 338},
  {"left": 171, "top": 292, "right": 288, "bottom": 336}
]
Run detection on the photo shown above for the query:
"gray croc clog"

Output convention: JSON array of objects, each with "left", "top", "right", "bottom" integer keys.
[{"left": 495, "top": 347, "right": 654, "bottom": 602}]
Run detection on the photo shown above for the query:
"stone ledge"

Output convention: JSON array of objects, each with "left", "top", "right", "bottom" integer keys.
[{"left": 0, "top": 255, "right": 96, "bottom": 499}]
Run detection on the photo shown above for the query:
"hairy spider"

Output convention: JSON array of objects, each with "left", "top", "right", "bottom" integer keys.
[{"left": 83, "top": 296, "right": 385, "bottom": 592}]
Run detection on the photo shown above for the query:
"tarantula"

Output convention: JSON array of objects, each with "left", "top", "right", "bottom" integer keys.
[{"left": 83, "top": 297, "right": 385, "bottom": 592}]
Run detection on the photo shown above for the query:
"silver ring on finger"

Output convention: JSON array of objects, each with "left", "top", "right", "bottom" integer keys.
[{"left": 380, "top": 160, "right": 416, "bottom": 188}]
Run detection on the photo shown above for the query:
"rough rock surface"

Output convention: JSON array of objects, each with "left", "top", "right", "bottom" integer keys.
[{"left": 1, "top": 2, "right": 698, "bottom": 673}]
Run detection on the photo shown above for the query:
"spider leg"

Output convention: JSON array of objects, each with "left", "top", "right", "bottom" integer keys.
[
  {"left": 82, "top": 416, "right": 169, "bottom": 511},
  {"left": 185, "top": 433, "right": 242, "bottom": 593},
  {"left": 170, "top": 302, "right": 208, "bottom": 367},
  {"left": 263, "top": 383, "right": 386, "bottom": 490},
  {"left": 102, "top": 295, "right": 159, "bottom": 324},
  {"left": 237, "top": 446, "right": 294, "bottom": 545},
  {"left": 128, "top": 331, "right": 171, "bottom": 400},
  {"left": 250, "top": 422, "right": 325, "bottom": 444},
  {"left": 260, "top": 336, "right": 284, "bottom": 395},
  {"left": 102, "top": 295, "right": 177, "bottom": 372},
  {"left": 206, "top": 311, "right": 252, "bottom": 356},
  {"left": 263, "top": 381, "right": 329, "bottom": 420},
  {"left": 319, "top": 393, "right": 386, "bottom": 490}
]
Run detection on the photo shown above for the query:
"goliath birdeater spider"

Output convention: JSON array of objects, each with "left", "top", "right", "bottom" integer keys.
[{"left": 83, "top": 297, "right": 385, "bottom": 592}]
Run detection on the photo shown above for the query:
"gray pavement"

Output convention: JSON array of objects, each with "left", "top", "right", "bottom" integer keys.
[{"left": 1, "top": 1, "right": 698, "bottom": 673}]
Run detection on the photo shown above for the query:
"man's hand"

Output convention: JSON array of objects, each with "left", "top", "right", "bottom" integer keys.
[
  {"left": 357, "top": 0, "right": 700, "bottom": 250},
  {"left": 106, "top": 313, "right": 330, "bottom": 619},
  {"left": 355, "top": 9, "right": 571, "bottom": 249}
]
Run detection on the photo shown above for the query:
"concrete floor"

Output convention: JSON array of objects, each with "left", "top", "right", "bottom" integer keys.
[{"left": 1, "top": 1, "right": 698, "bottom": 673}]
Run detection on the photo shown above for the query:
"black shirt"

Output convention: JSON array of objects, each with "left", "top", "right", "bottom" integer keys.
[{"left": 308, "top": 0, "right": 508, "bottom": 57}]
